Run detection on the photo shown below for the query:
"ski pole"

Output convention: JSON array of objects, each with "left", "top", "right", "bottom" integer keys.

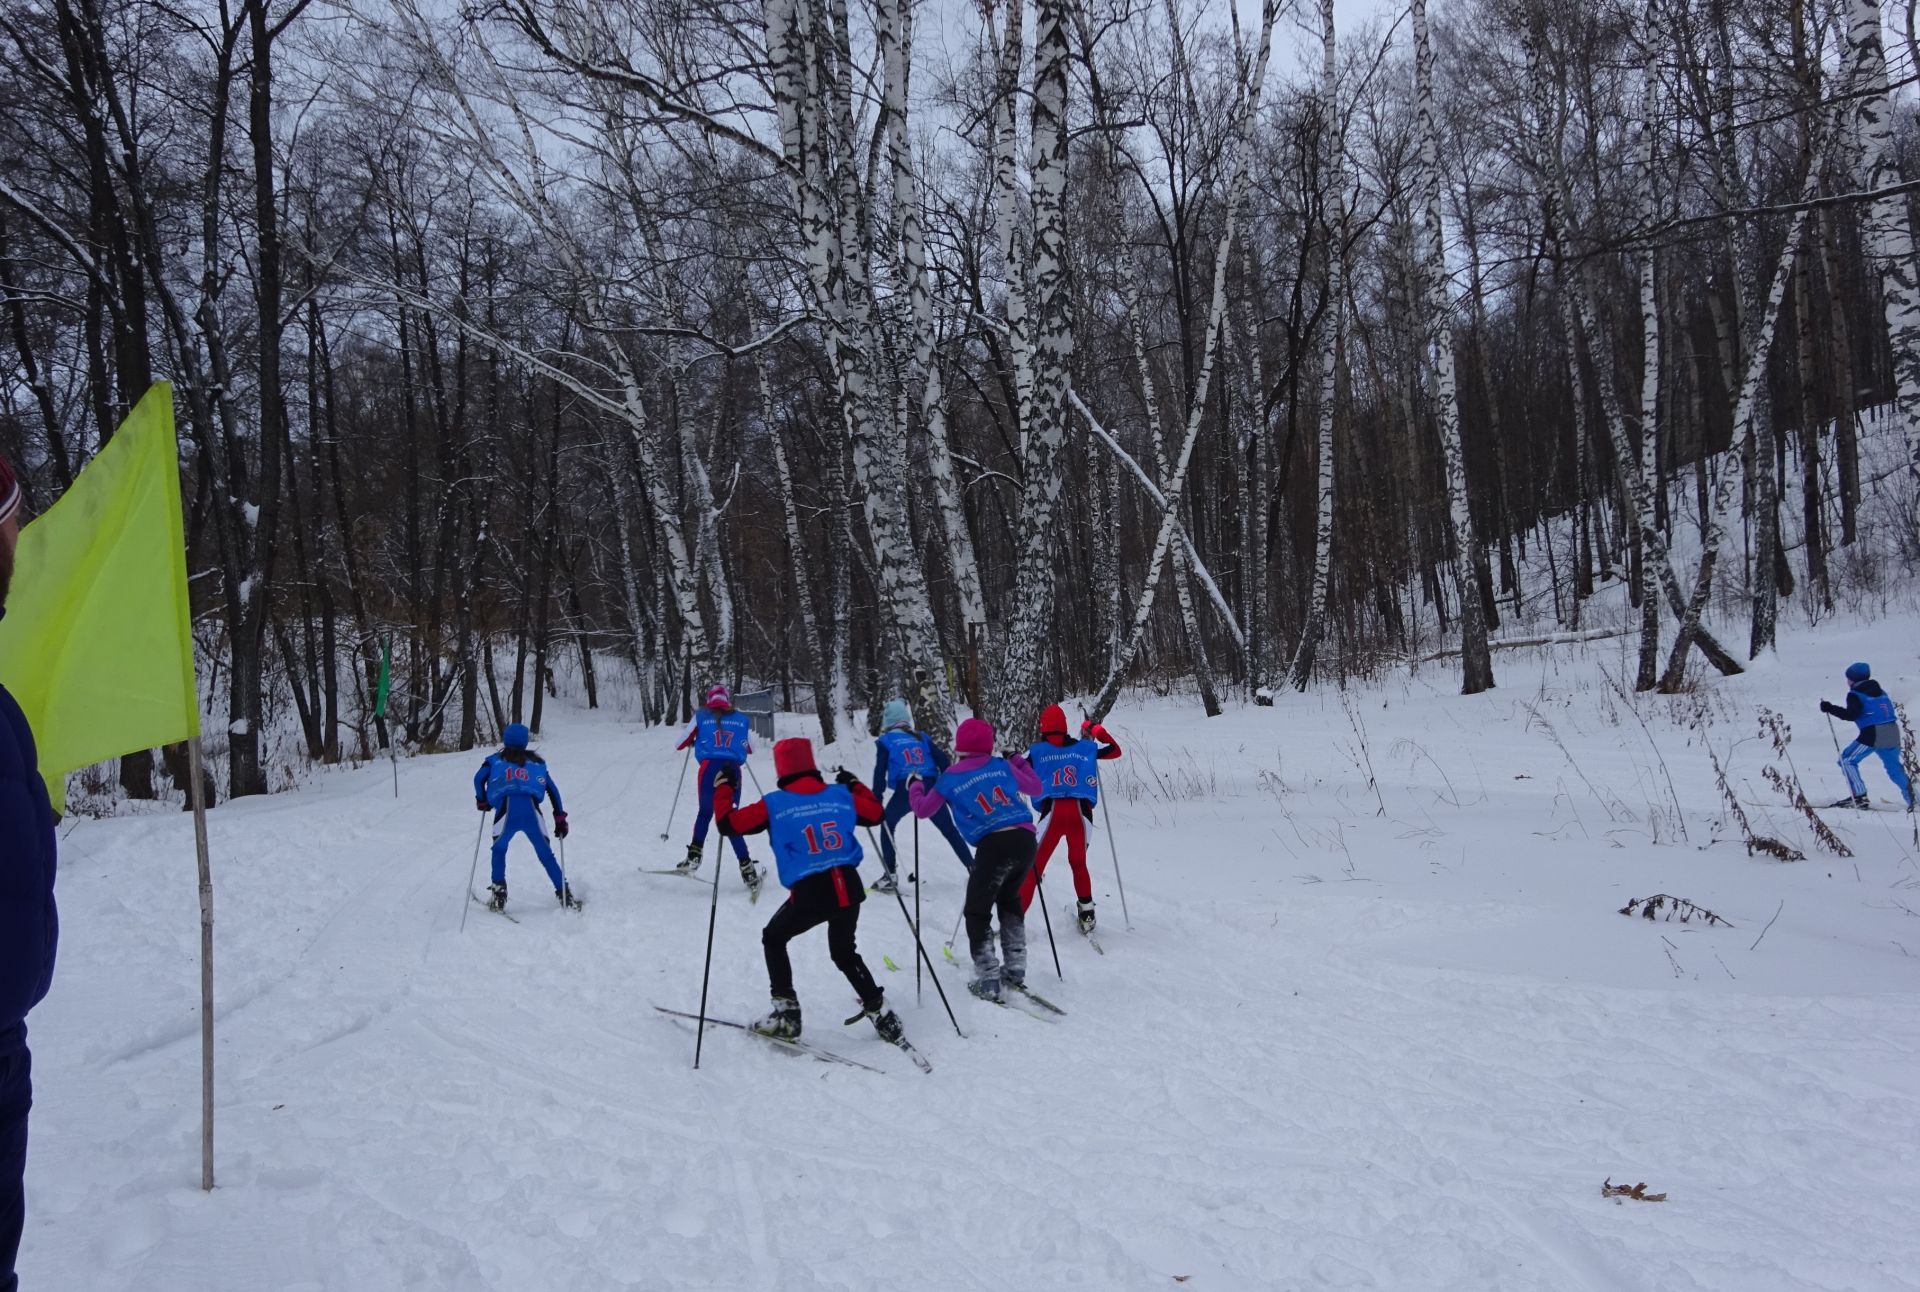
[
  {"left": 660, "top": 745, "right": 693, "bottom": 842},
  {"left": 459, "top": 811, "right": 487, "bottom": 934},
  {"left": 1825, "top": 713, "right": 1843, "bottom": 755},
  {"left": 692, "top": 825, "right": 725, "bottom": 1071},
  {"left": 1098, "top": 792, "right": 1133, "bottom": 930},
  {"left": 911, "top": 811, "right": 922, "bottom": 1001},
  {"left": 946, "top": 906, "right": 964, "bottom": 955},
  {"left": 1032, "top": 862, "right": 1063, "bottom": 980},
  {"left": 869, "top": 825, "right": 963, "bottom": 1038}
]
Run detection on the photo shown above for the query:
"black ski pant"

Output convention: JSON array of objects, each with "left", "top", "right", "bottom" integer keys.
[
  {"left": 763, "top": 865, "right": 883, "bottom": 1010},
  {"left": 964, "top": 828, "right": 1035, "bottom": 983},
  {"left": 0, "top": 1046, "right": 28, "bottom": 1292}
]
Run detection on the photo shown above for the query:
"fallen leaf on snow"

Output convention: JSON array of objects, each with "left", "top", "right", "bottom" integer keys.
[{"left": 1602, "top": 1178, "right": 1667, "bottom": 1202}]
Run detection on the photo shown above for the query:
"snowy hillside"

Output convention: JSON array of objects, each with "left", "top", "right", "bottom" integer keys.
[{"left": 20, "top": 611, "right": 1920, "bottom": 1291}]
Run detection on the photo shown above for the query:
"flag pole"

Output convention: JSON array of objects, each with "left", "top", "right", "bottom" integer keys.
[{"left": 186, "top": 734, "right": 215, "bottom": 1190}]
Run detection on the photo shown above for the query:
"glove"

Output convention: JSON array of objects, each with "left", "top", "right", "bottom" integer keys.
[
  {"left": 714, "top": 764, "right": 742, "bottom": 792},
  {"left": 906, "top": 773, "right": 926, "bottom": 787},
  {"left": 834, "top": 768, "right": 861, "bottom": 788},
  {"left": 476, "top": 798, "right": 490, "bottom": 813},
  {"left": 553, "top": 811, "right": 570, "bottom": 839},
  {"left": 1082, "top": 720, "right": 1109, "bottom": 742}
]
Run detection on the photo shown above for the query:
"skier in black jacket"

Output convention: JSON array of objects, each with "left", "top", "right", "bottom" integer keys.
[{"left": 1820, "top": 662, "right": 1914, "bottom": 810}]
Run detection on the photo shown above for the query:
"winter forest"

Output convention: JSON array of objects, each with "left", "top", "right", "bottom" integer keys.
[{"left": 4, "top": 0, "right": 1918, "bottom": 804}]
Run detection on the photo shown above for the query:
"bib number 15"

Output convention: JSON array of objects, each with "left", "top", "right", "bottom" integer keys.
[{"left": 802, "top": 823, "right": 846, "bottom": 854}]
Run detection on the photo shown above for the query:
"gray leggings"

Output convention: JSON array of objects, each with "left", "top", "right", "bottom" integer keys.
[{"left": 964, "top": 828, "right": 1035, "bottom": 982}]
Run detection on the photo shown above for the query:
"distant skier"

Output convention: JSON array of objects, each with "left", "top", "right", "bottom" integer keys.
[
  {"left": 711, "top": 737, "right": 908, "bottom": 1048},
  {"left": 674, "top": 684, "right": 762, "bottom": 895},
  {"left": 909, "top": 718, "right": 1043, "bottom": 1003},
  {"left": 1820, "top": 662, "right": 1915, "bottom": 810},
  {"left": 1021, "top": 705, "right": 1123, "bottom": 933},
  {"left": 473, "top": 722, "right": 576, "bottom": 911},
  {"left": 870, "top": 697, "right": 972, "bottom": 893}
]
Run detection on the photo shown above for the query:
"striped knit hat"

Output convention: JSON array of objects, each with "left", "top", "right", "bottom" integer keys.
[{"left": 0, "top": 457, "right": 18, "bottom": 527}]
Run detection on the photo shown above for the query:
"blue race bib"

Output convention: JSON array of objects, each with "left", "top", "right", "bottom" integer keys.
[
  {"left": 877, "top": 729, "right": 935, "bottom": 789},
  {"left": 1026, "top": 740, "right": 1100, "bottom": 802},
  {"left": 695, "top": 709, "right": 753, "bottom": 762},
  {"left": 935, "top": 759, "right": 1032, "bottom": 844},
  {"left": 764, "top": 785, "right": 865, "bottom": 888}
]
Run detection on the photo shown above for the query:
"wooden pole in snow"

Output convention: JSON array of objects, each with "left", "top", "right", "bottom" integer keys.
[{"left": 186, "top": 734, "right": 215, "bottom": 1190}]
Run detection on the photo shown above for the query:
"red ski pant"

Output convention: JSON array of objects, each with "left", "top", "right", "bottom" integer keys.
[{"left": 1020, "top": 803, "right": 1093, "bottom": 909}]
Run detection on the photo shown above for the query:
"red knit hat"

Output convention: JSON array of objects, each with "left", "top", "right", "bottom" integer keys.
[
  {"left": 704, "top": 684, "right": 732, "bottom": 710},
  {"left": 0, "top": 458, "right": 19, "bottom": 527},
  {"left": 773, "top": 736, "right": 818, "bottom": 781},
  {"left": 1038, "top": 704, "right": 1068, "bottom": 737}
]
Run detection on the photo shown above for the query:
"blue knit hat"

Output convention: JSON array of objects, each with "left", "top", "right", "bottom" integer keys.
[
  {"left": 1846, "top": 662, "right": 1872, "bottom": 684},
  {"left": 881, "top": 697, "right": 912, "bottom": 730},
  {"left": 503, "top": 722, "right": 530, "bottom": 749}
]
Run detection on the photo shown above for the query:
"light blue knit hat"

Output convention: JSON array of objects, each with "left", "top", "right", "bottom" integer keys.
[{"left": 881, "top": 697, "right": 912, "bottom": 730}]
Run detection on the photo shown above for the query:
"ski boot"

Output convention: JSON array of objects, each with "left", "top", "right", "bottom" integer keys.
[
  {"left": 555, "top": 884, "right": 580, "bottom": 909},
  {"left": 750, "top": 996, "right": 802, "bottom": 1040},
  {"left": 844, "top": 995, "right": 906, "bottom": 1043},
  {"left": 486, "top": 882, "right": 508, "bottom": 912},
  {"left": 871, "top": 870, "right": 899, "bottom": 895},
  {"left": 675, "top": 842, "right": 703, "bottom": 874},
  {"left": 740, "top": 857, "right": 764, "bottom": 898},
  {"left": 1828, "top": 794, "right": 1871, "bottom": 810},
  {"left": 1076, "top": 899, "right": 1097, "bottom": 934},
  {"left": 968, "top": 974, "right": 1004, "bottom": 1004}
]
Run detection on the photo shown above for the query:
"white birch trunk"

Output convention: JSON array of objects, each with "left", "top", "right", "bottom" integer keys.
[
  {"left": 876, "top": 0, "right": 987, "bottom": 631},
  {"left": 1659, "top": 207, "right": 1809, "bottom": 689},
  {"left": 1412, "top": 0, "right": 1492, "bottom": 693},
  {"left": 1847, "top": 0, "right": 1920, "bottom": 472},
  {"left": 1288, "top": 0, "right": 1343, "bottom": 691},
  {"left": 764, "top": 0, "right": 955, "bottom": 738},
  {"left": 989, "top": 0, "right": 1035, "bottom": 448},
  {"left": 995, "top": 0, "right": 1074, "bottom": 733}
]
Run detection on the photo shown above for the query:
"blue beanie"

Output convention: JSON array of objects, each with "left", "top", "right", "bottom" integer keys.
[
  {"left": 881, "top": 698, "right": 912, "bottom": 730},
  {"left": 503, "top": 722, "right": 530, "bottom": 749},
  {"left": 1846, "top": 662, "right": 1872, "bottom": 684}
]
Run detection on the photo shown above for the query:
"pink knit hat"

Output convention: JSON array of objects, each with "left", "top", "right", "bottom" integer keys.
[
  {"left": 0, "top": 458, "right": 18, "bottom": 527},
  {"left": 954, "top": 717, "right": 995, "bottom": 756},
  {"left": 704, "top": 684, "right": 732, "bottom": 710}
]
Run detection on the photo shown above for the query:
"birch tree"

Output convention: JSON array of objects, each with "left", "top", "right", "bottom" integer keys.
[
  {"left": 1412, "top": 0, "right": 1494, "bottom": 694},
  {"left": 1846, "top": 0, "right": 1920, "bottom": 474}
]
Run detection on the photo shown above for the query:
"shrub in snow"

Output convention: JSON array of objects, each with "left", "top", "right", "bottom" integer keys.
[{"left": 1619, "top": 894, "right": 1730, "bottom": 926}]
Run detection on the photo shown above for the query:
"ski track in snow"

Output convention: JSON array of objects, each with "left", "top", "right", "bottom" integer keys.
[{"left": 21, "top": 625, "right": 1920, "bottom": 1290}]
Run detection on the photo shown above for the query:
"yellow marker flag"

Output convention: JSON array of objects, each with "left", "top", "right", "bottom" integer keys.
[{"left": 0, "top": 383, "right": 198, "bottom": 809}]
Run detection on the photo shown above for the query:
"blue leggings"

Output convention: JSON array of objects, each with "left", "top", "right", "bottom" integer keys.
[
  {"left": 492, "top": 797, "right": 563, "bottom": 889},
  {"left": 692, "top": 760, "right": 751, "bottom": 859},
  {"left": 1841, "top": 740, "right": 1914, "bottom": 804},
  {"left": 878, "top": 788, "right": 972, "bottom": 874}
]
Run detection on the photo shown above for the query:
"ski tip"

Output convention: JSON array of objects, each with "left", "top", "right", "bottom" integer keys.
[
  {"left": 942, "top": 945, "right": 956, "bottom": 964},
  {"left": 883, "top": 955, "right": 901, "bottom": 972}
]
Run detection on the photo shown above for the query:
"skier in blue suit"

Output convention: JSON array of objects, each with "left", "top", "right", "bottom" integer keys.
[
  {"left": 869, "top": 697, "right": 972, "bottom": 893},
  {"left": 474, "top": 723, "right": 576, "bottom": 910},
  {"left": 1821, "top": 662, "right": 1915, "bottom": 811}
]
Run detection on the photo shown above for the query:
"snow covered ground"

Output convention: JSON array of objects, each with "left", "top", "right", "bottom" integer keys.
[{"left": 20, "top": 614, "right": 1920, "bottom": 1290}]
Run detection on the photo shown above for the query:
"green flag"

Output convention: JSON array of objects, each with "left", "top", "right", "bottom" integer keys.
[
  {"left": 0, "top": 383, "right": 198, "bottom": 808},
  {"left": 375, "top": 634, "right": 392, "bottom": 719}
]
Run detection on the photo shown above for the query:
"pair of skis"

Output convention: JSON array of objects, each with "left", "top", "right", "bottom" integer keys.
[
  {"left": 643, "top": 863, "right": 765, "bottom": 903},
  {"left": 468, "top": 889, "right": 585, "bottom": 924},
  {"left": 654, "top": 1006, "right": 930, "bottom": 1073}
]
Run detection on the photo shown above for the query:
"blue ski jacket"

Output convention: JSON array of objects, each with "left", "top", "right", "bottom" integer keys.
[
  {"left": 1822, "top": 680, "right": 1899, "bottom": 748},
  {"left": 474, "top": 748, "right": 565, "bottom": 813},
  {"left": 0, "top": 681, "right": 58, "bottom": 1056}
]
